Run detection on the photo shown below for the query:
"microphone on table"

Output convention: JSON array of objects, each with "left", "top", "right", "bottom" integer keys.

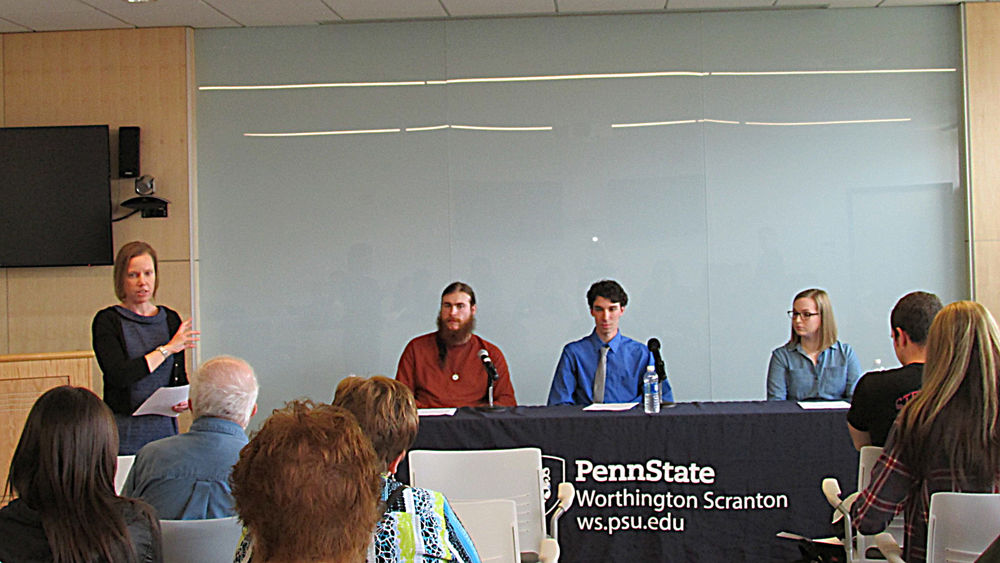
[
  {"left": 479, "top": 349, "right": 501, "bottom": 410},
  {"left": 647, "top": 338, "right": 666, "bottom": 382},
  {"left": 479, "top": 349, "right": 499, "bottom": 384}
]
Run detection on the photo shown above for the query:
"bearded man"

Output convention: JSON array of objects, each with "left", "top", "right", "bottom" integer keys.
[{"left": 395, "top": 282, "right": 517, "bottom": 408}]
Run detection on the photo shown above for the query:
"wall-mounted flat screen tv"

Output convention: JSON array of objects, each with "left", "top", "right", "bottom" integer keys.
[{"left": 0, "top": 125, "right": 113, "bottom": 267}]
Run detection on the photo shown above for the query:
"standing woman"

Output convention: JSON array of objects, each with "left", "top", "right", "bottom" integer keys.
[
  {"left": 93, "top": 241, "right": 199, "bottom": 455},
  {"left": 0, "top": 386, "right": 162, "bottom": 562},
  {"left": 852, "top": 301, "right": 1000, "bottom": 563},
  {"left": 766, "top": 288, "right": 861, "bottom": 400}
]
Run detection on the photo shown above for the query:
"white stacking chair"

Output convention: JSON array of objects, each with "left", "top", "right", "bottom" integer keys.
[
  {"left": 855, "top": 446, "right": 905, "bottom": 562},
  {"left": 874, "top": 492, "right": 1000, "bottom": 563},
  {"left": 408, "top": 448, "right": 575, "bottom": 563},
  {"left": 160, "top": 516, "right": 243, "bottom": 563},
  {"left": 821, "top": 446, "right": 906, "bottom": 562},
  {"left": 451, "top": 499, "right": 520, "bottom": 563},
  {"left": 927, "top": 493, "right": 1000, "bottom": 562},
  {"left": 115, "top": 455, "right": 135, "bottom": 495}
]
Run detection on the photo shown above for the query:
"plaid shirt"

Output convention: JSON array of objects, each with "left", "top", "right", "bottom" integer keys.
[{"left": 852, "top": 426, "right": 1000, "bottom": 563}]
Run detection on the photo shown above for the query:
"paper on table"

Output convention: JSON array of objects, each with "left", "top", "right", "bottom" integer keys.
[
  {"left": 418, "top": 408, "right": 457, "bottom": 417},
  {"left": 583, "top": 402, "right": 638, "bottom": 412},
  {"left": 797, "top": 400, "right": 851, "bottom": 410},
  {"left": 133, "top": 385, "right": 189, "bottom": 417}
]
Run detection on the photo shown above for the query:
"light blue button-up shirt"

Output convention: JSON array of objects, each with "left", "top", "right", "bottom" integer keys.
[
  {"left": 123, "top": 416, "right": 248, "bottom": 519},
  {"left": 547, "top": 330, "right": 674, "bottom": 405},
  {"left": 766, "top": 340, "right": 861, "bottom": 401}
]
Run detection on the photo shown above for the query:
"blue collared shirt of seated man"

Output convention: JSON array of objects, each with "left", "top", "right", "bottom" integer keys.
[{"left": 547, "top": 280, "right": 674, "bottom": 406}]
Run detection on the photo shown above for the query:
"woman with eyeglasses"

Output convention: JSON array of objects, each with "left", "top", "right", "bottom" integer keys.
[{"left": 766, "top": 288, "right": 861, "bottom": 400}]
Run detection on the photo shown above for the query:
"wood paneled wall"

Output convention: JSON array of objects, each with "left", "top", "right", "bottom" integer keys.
[
  {"left": 0, "top": 28, "right": 195, "bottom": 359},
  {"left": 967, "top": 4, "right": 1000, "bottom": 315},
  {"left": 0, "top": 352, "right": 94, "bottom": 500},
  {"left": 1, "top": 37, "right": 7, "bottom": 355}
]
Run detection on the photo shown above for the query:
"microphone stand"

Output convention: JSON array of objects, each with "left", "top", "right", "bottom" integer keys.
[{"left": 478, "top": 361, "right": 504, "bottom": 412}]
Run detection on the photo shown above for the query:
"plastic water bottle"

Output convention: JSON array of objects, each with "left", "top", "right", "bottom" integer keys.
[{"left": 643, "top": 366, "right": 660, "bottom": 414}]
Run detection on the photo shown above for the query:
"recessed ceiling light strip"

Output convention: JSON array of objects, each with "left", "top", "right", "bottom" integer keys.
[
  {"left": 745, "top": 118, "right": 911, "bottom": 126},
  {"left": 201, "top": 67, "right": 954, "bottom": 92},
  {"left": 712, "top": 68, "right": 955, "bottom": 76},
  {"left": 244, "top": 124, "right": 553, "bottom": 136},
  {"left": 243, "top": 128, "right": 401, "bottom": 137}
]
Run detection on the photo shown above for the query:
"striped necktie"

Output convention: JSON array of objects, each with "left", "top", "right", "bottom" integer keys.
[{"left": 593, "top": 345, "right": 609, "bottom": 403}]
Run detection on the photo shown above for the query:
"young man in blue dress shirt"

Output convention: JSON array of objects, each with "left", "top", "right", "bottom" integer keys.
[{"left": 547, "top": 279, "right": 674, "bottom": 406}]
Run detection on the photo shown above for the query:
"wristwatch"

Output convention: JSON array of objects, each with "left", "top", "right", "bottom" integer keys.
[{"left": 157, "top": 346, "right": 171, "bottom": 357}]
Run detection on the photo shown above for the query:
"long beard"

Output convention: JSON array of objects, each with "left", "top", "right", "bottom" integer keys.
[{"left": 436, "top": 314, "right": 476, "bottom": 347}]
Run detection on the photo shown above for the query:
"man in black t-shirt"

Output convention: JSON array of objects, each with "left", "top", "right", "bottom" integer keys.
[{"left": 846, "top": 291, "right": 943, "bottom": 449}]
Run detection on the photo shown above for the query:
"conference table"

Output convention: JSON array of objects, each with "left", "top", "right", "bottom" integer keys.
[{"left": 400, "top": 401, "right": 859, "bottom": 562}]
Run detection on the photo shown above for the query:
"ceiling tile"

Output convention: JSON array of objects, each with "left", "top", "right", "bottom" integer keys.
[
  {"left": 204, "top": 0, "right": 341, "bottom": 26},
  {"left": 774, "top": 0, "right": 881, "bottom": 6},
  {"left": 667, "top": 0, "right": 772, "bottom": 9},
  {"left": 84, "top": 0, "right": 239, "bottom": 28},
  {"left": 444, "top": 0, "right": 555, "bottom": 17},
  {"left": 558, "top": 0, "right": 665, "bottom": 12},
  {"left": 880, "top": 0, "right": 960, "bottom": 5},
  {"left": 0, "top": 18, "right": 32, "bottom": 32},
  {"left": 330, "top": 0, "right": 447, "bottom": 20},
  {"left": 818, "top": 0, "right": 882, "bottom": 7},
  {"left": 0, "top": 0, "right": 128, "bottom": 31}
]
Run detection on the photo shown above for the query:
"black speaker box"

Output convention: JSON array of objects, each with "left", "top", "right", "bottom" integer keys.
[{"left": 118, "top": 126, "right": 140, "bottom": 178}]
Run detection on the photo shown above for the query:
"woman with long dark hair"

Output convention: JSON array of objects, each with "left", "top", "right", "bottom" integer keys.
[
  {"left": 0, "top": 385, "right": 162, "bottom": 562},
  {"left": 852, "top": 301, "right": 1000, "bottom": 563}
]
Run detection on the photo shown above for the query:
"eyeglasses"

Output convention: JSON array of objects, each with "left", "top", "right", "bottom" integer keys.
[{"left": 788, "top": 311, "right": 820, "bottom": 320}]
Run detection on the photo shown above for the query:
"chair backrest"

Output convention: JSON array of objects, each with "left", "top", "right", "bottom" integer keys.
[
  {"left": 409, "top": 448, "right": 546, "bottom": 558},
  {"left": 160, "top": 516, "right": 243, "bottom": 563},
  {"left": 451, "top": 499, "right": 520, "bottom": 563},
  {"left": 854, "top": 447, "right": 906, "bottom": 562},
  {"left": 115, "top": 455, "right": 135, "bottom": 495},
  {"left": 927, "top": 492, "right": 1000, "bottom": 563},
  {"left": 857, "top": 446, "right": 882, "bottom": 492}
]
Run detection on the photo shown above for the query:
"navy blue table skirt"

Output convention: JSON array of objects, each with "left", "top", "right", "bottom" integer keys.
[{"left": 400, "top": 401, "right": 858, "bottom": 562}]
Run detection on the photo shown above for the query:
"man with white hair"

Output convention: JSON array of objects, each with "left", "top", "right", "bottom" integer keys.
[{"left": 124, "top": 355, "right": 258, "bottom": 519}]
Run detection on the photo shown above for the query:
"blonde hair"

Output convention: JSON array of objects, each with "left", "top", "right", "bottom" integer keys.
[
  {"left": 897, "top": 301, "right": 1000, "bottom": 484},
  {"left": 786, "top": 288, "right": 838, "bottom": 351}
]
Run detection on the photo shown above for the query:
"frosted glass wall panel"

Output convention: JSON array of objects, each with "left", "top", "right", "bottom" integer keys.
[
  {"left": 196, "top": 7, "right": 964, "bottom": 415},
  {"left": 699, "top": 10, "right": 963, "bottom": 399}
]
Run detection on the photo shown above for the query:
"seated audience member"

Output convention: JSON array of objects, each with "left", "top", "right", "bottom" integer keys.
[
  {"left": 767, "top": 288, "right": 861, "bottom": 401},
  {"left": 124, "top": 355, "right": 259, "bottom": 519},
  {"left": 0, "top": 386, "right": 161, "bottom": 562},
  {"left": 847, "top": 291, "right": 942, "bottom": 449},
  {"left": 396, "top": 282, "right": 516, "bottom": 408},
  {"left": 548, "top": 279, "right": 673, "bottom": 405},
  {"left": 231, "top": 400, "right": 381, "bottom": 563},
  {"left": 234, "top": 376, "right": 481, "bottom": 563},
  {"left": 851, "top": 301, "right": 1000, "bottom": 563}
]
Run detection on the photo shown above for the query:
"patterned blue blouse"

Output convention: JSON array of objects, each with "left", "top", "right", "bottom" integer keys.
[{"left": 233, "top": 474, "right": 481, "bottom": 563}]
